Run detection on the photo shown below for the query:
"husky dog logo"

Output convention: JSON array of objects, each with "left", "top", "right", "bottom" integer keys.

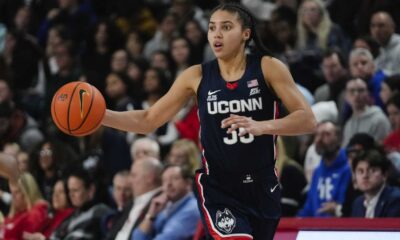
[{"left": 216, "top": 208, "right": 236, "bottom": 234}]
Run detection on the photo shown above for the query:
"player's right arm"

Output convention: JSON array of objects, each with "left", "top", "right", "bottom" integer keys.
[{"left": 102, "top": 65, "right": 201, "bottom": 134}]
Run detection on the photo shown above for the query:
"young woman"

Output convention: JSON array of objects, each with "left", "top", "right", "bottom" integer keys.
[{"left": 102, "top": 3, "right": 316, "bottom": 239}]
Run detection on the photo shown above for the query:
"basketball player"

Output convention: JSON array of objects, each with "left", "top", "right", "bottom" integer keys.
[{"left": 102, "top": 3, "right": 316, "bottom": 239}]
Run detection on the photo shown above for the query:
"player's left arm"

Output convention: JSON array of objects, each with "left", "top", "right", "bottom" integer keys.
[{"left": 222, "top": 57, "right": 316, "bottom": 136}]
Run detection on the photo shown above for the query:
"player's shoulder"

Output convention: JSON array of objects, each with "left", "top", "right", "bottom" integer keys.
[
  {"left": 174, "top": 64, "right": 202, "bottom": 91},
  {"left": 261, "top": 56, "right": 287, "bottom": 70}
]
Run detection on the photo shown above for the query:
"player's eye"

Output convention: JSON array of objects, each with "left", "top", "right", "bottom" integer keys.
[
  {"left": 222, "top": 25, "right": 232, "bottom": 30},
  {"left": 208, "top": 25, "right": 215, "bottom": 31}
]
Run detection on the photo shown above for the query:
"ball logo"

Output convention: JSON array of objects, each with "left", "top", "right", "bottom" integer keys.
[
  {"left": 79, "top": 89, "right": 88, "bottom": 118},
  {"left": 216, "top": 208, "right": 236, "bottom": 234},
  {"left": 58, "top": 93, "right": 68, "bottom": 101}
]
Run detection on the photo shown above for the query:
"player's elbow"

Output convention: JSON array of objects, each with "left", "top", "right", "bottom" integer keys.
[{"left": 304, "top": 111, "right": 317, "bottom": 134}]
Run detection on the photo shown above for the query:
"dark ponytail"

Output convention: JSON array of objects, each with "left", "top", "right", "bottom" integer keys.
[{"left": 210, "top": 2, "right": 272, "bottom": 57}]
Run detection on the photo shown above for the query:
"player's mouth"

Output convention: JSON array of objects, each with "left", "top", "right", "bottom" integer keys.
[{"left": 214, "top": 42, "right": 223, "bottom": 51}]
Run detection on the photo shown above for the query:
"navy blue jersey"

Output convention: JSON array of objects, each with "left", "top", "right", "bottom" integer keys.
[{"left": 197, "top": 55, "right": 279, "bottom": 174}]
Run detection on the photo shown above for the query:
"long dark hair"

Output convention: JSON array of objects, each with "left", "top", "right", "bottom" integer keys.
[{"left": 210, "top": 2, "right": 272, "bottom": 56}]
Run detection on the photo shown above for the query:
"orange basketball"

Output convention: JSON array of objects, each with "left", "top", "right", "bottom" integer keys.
[{"left": 51, "top": 81, "right": 106, "bottom": 136}]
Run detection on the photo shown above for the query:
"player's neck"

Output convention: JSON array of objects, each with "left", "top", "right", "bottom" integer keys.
[{"left": 217, "top": 52, "right": 247, "bottom": 82}]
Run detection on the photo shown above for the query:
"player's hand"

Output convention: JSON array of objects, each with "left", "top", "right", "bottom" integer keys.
[
  {"left": 317, "top": 201, "right": 338, "bottom": 215},
  {"left": 221, "top": 114, "right": 265, "bottom": 136}
]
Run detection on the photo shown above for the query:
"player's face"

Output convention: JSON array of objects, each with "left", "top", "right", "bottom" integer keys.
[
  {"left": 208, "top": 10, "right": 250, "bottom": 59},
  {"left": 355, "top": 161, "right": 386, "bottom": 193},
  {"left": 162, "top": 166, "right": 191, "bottom": 202},
  {"left": 52, "top": 180, "right": 69, "bottom": 210}
]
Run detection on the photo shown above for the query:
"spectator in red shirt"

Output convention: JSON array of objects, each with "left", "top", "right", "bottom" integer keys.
[{"left": 0, "top": 172, "right": 48, "bottom": 240}]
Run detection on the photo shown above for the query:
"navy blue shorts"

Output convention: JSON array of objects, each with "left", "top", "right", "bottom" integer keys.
[{"left": 194, "top": 167, "right": 281, "bottom": 240}]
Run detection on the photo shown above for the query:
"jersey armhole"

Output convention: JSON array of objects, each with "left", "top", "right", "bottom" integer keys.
[{"left": 260, "top": 56, "right": 281, "bottom": 103}]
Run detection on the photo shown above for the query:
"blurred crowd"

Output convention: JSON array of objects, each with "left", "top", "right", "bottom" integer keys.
[{"left": 0, "top": 0, "right": 400, "bottom": 239}]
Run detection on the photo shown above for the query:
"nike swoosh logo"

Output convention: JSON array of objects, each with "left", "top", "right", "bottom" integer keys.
[
  {"left": 270, "top": 183, "right": 279, "bottom": 193},
  {"left": 208, "top": 90, "right": 221, "bottom": 96},
  {"left": 79, "top": 89, "right": 87, "bottom": 118}
]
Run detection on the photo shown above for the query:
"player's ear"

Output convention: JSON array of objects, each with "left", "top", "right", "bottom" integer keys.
[{"left": 243, "top": 28, "right": 251, "bottom": 41}]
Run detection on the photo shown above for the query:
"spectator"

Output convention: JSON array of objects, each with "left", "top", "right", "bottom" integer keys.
[
  {"left": 112, "top": 170, "right": 132, "bottom": 211},
  {"left": 342, "top": 78, "right": 391, "bottom": 146},
  {"left": 276, "top": 137, "right": 307, "bottom": 216},
  {"left": 351, "top": 150, "right": 400, "bottom": 218},
  {"left": 132, "top": 164, "right": 200, "bottom": 240},
  {"left": 298, "top": 121, "right": 351, "bottom": 217},
  {"left": 104, "top": 72, "right": 136, "bottom": 112},
  {"left": 30, "top": 140, "right": 78, "bottom": 203},
  {"left": 110, "top": 49, "right": 129, "bottom": 75},
  {"left": 16, "top": 151, "right": 29, "bottom": 172},
  {"left": 314, "top": 48, "right": 348, "bottom": 115},
  {"left": 380, "top": 75, "right": 400, "bottom": 105},
  {"left": 349, "top": 48, "right": 385, "bottom": 109},
  {"left": 297, "top": 0, "right": 350, "bottom": 56},
  {"left": 143, "top": 13, "right": 178, "bottom": 60},
  {"left": 182, "top": 19, "right": 207, "bottom": 64},
  {"left": 370, "top": 11, "right": 400, "bottom": 76},
  {"left": 50, "top": 168, "right": 111, "bottom": 240},
  {"left": 0, "top": 79, "right": 13, "bottom": 103},
  {"left": 130, "top": 137, "right": 161, "bottom": 162},
  {"left": 0, "top": 173, "right": 48, "bottom": 239},
  {"left": 23, "top": 179, "right": 74, "bottom": 240},
  {"left": 106, "top": 157, "right": 163, "bottom": 240},
  {"left": 166, "top": 139, "right": 201, "bottom": 175},
  {"left": 0, "top": 100, "right": 44, "bottom": 153},
  {"left": 169, "top": 36, "right": 193, "bottom": 79},
  {"left": 353, "top": 35, "right": 380, "bottom": 59},
  {"left": 384, "top": 93, "right": 400, "bottom": 171},
  {"left": 169, "top": 0, "right": 208, "bottom": 31}
]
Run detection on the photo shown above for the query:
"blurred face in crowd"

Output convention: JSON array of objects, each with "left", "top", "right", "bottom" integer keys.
[
  {"left": 143, "top": 69, "right": 161, "bottom": 94},
  {"left": 68, "top": 176, "right": 93, "bottom": 208},
  {"left": 151, "top": 52, "right": 169, "bottom": 70},
  {"left": 314, "top": 122, "right": 340, "bottom": 159},
  {"left": 0, "top": 80, "right": 12, "bottom": 102},
  {"left": 14, "top": 7, "right": 30, "bottom": 31},
  {"left": 370, "top": 12, "right": 395, "bottom": 46},
  {"left": 127, "top": 62, "right": 142, "bottom": 82},
  {"left": 52, "top": 180, "right": 69, "bottom": 210},
  {"left": 111, "top": 50, "right": 128, "bottom": 73},
  {"left": 112, "top": 174, "right": 132, "bottom": 209},
  {"left": 387, "top": 103, "right": 400, "bottom": 130},
  {"left": 17, "top": 152, "right": 29, "bottom": 172},
  {"left": 350, "top": 54, "right": 375, "bottom": 80},
  {"left": 185, "top": 21, "right": 203, "bottom": 45},
  {"left": 54, "top": 45, "right": 72, "bottom": 71},
  {"left": 162, "top": 166, "right": 191, "bottom": 202},
  {"left": 39, "top": 143, "right": 53, "bottom": 171},
  {"left": 301, "top": 0, "right": 322, "bottom": 29},
  {"left": 126, "top": 32, "right": 143, "bottom": 56},
  {"left": 355, "top": 161, "right": 386, "bottom": 194},
  {"left": 105, "top": 73, "right": 127, "bottom": 99},
  {"left": 58, "top": 0, "right": 77, "bottom": 9},
  {"left": 322, "top": 53, "right": 346, "bottom": 84},
  {"left": 130, "top": 160, "right": 156, "bottom": 197},
  {"left": 167, "top": 145, "right": 187, "bottom": 166},
  {"left": 379, "top": 82, "right": 392, "bottom": 104},
  {"left": 346, "top": 79, "right": 369, "bottom": 111},
  {"left": 0, "top": 117, "right": 10, "bottom": 136},
  {"left": 95, "top": 23, "right": 108, "bottom": 46},
  {"left": 131, "top": 139, "right": 158, "bottom": 161},
  {"left": 171, "top": 38, "right": 190, "bottom": 65},
  {"left": 10, "top": 184, "right": 27, "bottom": 213},
  {"left": 160, "top": 15, "right": 176, "bottom": 36}
]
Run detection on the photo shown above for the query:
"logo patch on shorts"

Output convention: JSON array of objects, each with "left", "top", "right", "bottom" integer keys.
[{"left": 216, "top": 208, "right": 236, "bottom": 234}]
